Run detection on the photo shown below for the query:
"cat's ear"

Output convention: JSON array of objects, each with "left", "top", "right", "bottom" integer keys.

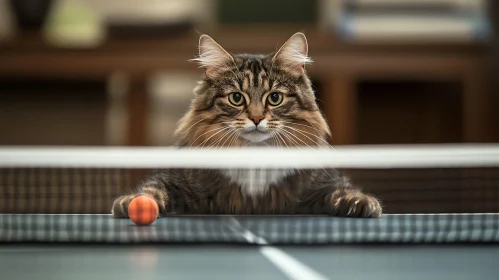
[
  {"left": 191, "top": 34, "right": 234, "bottom": 78},
  {"left": 272, "top": 32, "right": 312, "bottom": 76}
]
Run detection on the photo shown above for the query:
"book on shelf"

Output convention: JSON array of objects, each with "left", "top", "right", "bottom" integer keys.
[
  {"left": 343, "top": 0, "right": 485, "bottom": 11},
  {"left": 335, "top": 0, "right": 490, "bottom": 42}
]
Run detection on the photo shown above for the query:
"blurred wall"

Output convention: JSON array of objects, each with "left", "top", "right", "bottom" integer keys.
[{"left": 0, "top": 0, "right": 494, "bottom": 146}]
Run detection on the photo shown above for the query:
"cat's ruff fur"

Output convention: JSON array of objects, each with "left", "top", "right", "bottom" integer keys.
[
  {"left": 111, "top": 32, "right": 383, "bottom": 218},
  {"left": 221, "top": 168, "right": 296, "bottom": 197}
]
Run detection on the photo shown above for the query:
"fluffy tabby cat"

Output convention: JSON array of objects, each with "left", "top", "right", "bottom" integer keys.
[{"left": 112, "top": 32, "right": 382, "bottom": 218}]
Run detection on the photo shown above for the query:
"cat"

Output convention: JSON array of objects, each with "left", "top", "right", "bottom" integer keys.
[{"left": 111, "top": 32, "right": 382, "bottom": 217}]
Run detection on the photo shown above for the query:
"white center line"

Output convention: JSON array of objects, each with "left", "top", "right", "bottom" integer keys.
[
  {"left": 260, "top": 246, "right": 330, "bottom": 280},
  {"left": 227, "top": 217, "right": 330, "bottom": 280}
]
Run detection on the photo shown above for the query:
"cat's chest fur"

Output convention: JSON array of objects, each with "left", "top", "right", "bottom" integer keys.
[{"left": 221, "top": 169, "right": 295, "bottom": 196}]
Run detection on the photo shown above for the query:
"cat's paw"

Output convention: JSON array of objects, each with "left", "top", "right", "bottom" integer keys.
[
  {"left": 330, "top": 190, "right": 382, "bottom": 218},
  {"left": 111, "top": 195, "right": 135, "bottom": 218}
]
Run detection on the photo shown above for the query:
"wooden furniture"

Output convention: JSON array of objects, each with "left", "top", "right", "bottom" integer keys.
[{"left": 0, "top": 27, "right": 490, "bottom": 146}]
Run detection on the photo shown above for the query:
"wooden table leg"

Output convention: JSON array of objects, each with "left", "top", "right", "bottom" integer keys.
[
  {"left": 126, "top": 77, "right": 149, "bottom": 146},
  {"left": 462, "top": 69, "right": 488, "bottom": 143},
  {"left": 321, "top": 74, "right": 357, "bottom": 145}
]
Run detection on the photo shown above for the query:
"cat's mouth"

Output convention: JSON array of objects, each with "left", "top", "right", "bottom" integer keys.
[{"left": 240, "top": 130, "right": 272, "bottom": 143}]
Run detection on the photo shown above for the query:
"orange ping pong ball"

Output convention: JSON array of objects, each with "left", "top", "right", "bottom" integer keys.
[{"left": 128, "top": 195, "right": 159, "bottom": 226}]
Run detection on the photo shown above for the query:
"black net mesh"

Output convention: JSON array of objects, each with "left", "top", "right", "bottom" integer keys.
[
  {"left": 1, "top": 167, "right": 498, "bottom": 215},
  {"left": 1, "top": 163, "right": 498, "bottom": 244}
]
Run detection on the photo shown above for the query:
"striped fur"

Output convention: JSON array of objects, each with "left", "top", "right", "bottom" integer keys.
[{"left": 112, "top": 33, "right": 382, "bottom": 218}]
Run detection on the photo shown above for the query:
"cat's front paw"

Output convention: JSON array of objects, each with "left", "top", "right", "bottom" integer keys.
[
  {"left": 111, "top": 195, "right": 135, "bottom": 218},
  {"left": 330, "top": 190, "right": 382, "bottom": 218}
]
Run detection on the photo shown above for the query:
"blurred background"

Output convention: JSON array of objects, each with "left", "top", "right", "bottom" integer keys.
[{"left": 0, "top": 0, "right": 497, "bottom": 147}]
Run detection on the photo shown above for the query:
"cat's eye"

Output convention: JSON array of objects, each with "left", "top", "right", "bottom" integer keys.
[
  {"left": 228, "top": 92, "right": 245, "bottom": 106},
  {"left": 267, "top": 92, "right": 283, "bottom": 106}
]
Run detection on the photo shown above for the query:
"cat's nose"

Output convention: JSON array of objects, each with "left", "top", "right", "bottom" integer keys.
[{"left": 249, "top": 116, "right": 263, "bottom": 125}]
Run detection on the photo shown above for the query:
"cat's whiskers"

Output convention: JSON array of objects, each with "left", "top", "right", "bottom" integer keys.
[
  {"left": 279, "top": 121, "right": 335, "bottom": 149},
  {"left": 223, "top": 130, "right": 237, "bottom": 148},
  {"left": 279, "top": 120, "right": 321, "bottom": 134},
  {"left": 227, "top": 130, "right": 241, "bottom": 148},
  {"left": 280, "top": 120, "right": 335, "bottom": 148},
  {"left": 215, "top": 129, "right": 236, "bottom": 148},
  {"left": 188, "top": 121, "right": 238, "bottom": 148},
  {"left": 275, "top": 128, "right": 301, "bottom": 147},
  {"left": 189, "top": 127, "right": 220, "bottom": 148},
  {"left": 274, "top": 128, "right": 320, "bottom": 174},
  {"left": 230, "top": 127, "right": 244, "bottom": 146},
  {"left": 270, "top": 131, "right": 283, "bottom": 150},
  {"left": 279, "top": 120, "right": 314, "bottom": 128},
  {"left": 269, "top": 131, "right": 278, "bottom": 148},
  {"left": 275, "top": 134, "right": 284, "bottom": 149},
  {"left": 191, "top": 126, "right": 231, "bottom": 149},
  {"left": 215, "top": 127, "right": 241, "bottom": 149},
  {"left": 182, "top": 118, "right": 207, "bottom": 135},
  {"left": 280, "top": 125, "right": 329, "bottom": 148},
  {"left": 274, "top": 130, "right": 290, "bottom": 149},
  {"left": 189, "top": 126, "right": 226, "bottom": 148},
  {"left": 303, "top": 119, "right": 336, "bottom": 151},
  {"left": 276, "top": 128, "right": 335, "bottom": 180},
  {"left": 208, "top": 127, "right": 236, "bottom": 149},
  {"left": 280, "top": 126, "right": 321, "bottom": 148},
  {"left": 199, "top": 126, "right": 234, "bottom": 148}
]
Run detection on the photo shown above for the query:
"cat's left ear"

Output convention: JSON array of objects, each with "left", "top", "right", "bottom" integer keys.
[{"left": 272, "top": 32, "right": 312, "bottom": 76}]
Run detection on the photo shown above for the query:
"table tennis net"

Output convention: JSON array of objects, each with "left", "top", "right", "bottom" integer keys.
[{"left": 0, "top": 145, "right": 498, "bottom": 244}]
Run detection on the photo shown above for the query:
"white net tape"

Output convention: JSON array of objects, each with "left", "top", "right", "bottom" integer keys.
[{"left": 0, "top": 144, "right": 498, "bottom": 169}]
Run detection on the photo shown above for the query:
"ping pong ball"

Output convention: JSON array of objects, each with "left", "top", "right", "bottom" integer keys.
[{"left": 128, "top": 195, "right": 159, "bottom": 226}]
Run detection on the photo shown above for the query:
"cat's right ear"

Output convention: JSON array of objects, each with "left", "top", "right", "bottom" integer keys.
[
  {"left": 272, "top": 32, "right": 311, "bottom": 76},
  {"left": 190, "top": 34, "right": 234, "bottom": 78}
]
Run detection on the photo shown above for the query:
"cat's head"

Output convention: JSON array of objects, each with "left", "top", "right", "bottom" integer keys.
[{"left": 174, "top": 32, "right": 330, "bottom": 148}]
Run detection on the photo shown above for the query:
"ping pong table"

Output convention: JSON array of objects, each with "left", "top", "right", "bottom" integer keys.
[{"left": 1, "top": 213, "right": 498, "bottom": 280}]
